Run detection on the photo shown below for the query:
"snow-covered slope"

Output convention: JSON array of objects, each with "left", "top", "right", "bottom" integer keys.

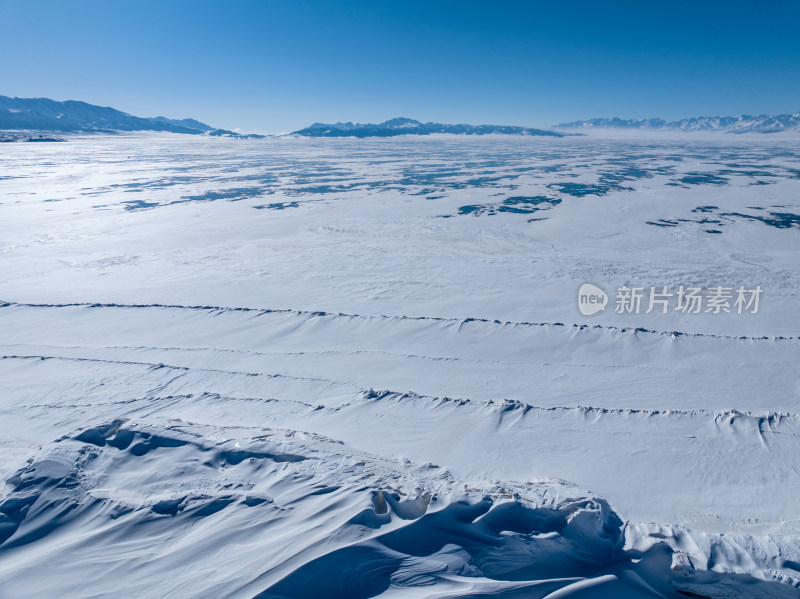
[
  {"left": 0, "top": 95, "right": 215, "bottom": 134},
  {"left": 0, "top": 95, "right": 263, "bottom": 138},
  {"left": 0, "top": 134, "right": 799, "bottom": 597}
]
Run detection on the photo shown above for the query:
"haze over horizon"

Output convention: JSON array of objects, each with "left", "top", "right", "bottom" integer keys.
[{"left": 1, "top": 0, "right": 799, "bottom": 134}]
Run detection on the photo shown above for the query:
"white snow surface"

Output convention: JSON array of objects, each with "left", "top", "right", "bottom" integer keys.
[{"left": 0, "top": 133, "right": 799, "bottom": 598}]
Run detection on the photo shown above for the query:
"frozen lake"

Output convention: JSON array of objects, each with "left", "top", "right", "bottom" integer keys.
[{"left": 1, "top": 134, "right": 799, "bottom": 598}]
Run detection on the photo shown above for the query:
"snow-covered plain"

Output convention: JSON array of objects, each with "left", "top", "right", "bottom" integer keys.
[{"left": 0, "top": 133, "right": 799, "bottom": 598}]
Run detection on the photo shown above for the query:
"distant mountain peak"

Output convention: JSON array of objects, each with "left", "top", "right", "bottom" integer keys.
[{"left": 380, "top": 117, "right": 422, "bottom": 128}]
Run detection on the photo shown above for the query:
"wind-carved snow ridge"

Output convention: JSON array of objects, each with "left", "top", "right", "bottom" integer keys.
[
  {"left": 360, "top": 388, "right": 800, "bottom": 424},
  {"left": 1, "top": 421, "right": 797, "bottom": 599},
  {"left": 1, "top": 300, "right": 798, "bottom": 341}
]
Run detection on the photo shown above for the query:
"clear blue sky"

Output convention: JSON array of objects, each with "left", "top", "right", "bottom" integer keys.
[{"left": 1, "top": 0, "right": 799, "bottom": 133}]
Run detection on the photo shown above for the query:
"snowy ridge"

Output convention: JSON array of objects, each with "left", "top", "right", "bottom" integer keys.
[
  {"left": 2, "top": 300, "right": 798, "bottom": 342},
  {"left": 0, "top": 95, "right": 263, "bottom": 138},
  {"left": 292, "top": 117, "right": 564, "bottom": 137},
  {"left": 358, "top": 389, "right": 800, "bottom": 424},
  {"left": 555, "top": 113, "right": 800, "bottom": 134}
]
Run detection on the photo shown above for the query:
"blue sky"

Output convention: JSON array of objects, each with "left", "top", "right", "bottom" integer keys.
[{"left": 1, "top": 0, "right": 799, "bottom": 133}]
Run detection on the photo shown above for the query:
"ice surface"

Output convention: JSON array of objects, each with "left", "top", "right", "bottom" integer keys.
[{"left": 0, "top": 133, "right": 799, "bottom": 597}]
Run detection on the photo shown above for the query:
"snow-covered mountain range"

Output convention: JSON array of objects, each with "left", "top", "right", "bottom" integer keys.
[
  {"left": 293, "top": 117, "right": 564, "bottom": 137},
  {"left": 0, "top": 95, "right": 262, "bottom": 137},
  {"left": 6, "top": 95, "right": 800, "bottom": 138},
  {"left": 555, "top": 112, "right": 800, "bottom": 133}
]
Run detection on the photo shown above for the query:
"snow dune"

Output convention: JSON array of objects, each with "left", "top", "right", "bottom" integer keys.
[{"left": 1, "top": 420, "right": 796, "bottom": 598}]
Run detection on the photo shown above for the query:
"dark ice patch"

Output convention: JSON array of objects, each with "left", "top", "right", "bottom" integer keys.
[
  {"left": 547, "top": 182, "right": 632, "bottom": 197},
  {"left": 180, "top": 186, "right": 266, "bottom": 203},
  {"left": 458, "top": 196, "right": 561, "bottom": 217},
  {"left": 721, "top": 211, "right": 800, "bottom": 229},
  {"left": 254, "top": 201, "right": 300, "bottom": 210},
  {"left": 122, "top": 199, "right": 160, "bottom": 211},
  {"left": 678, "top": 173, "right": 728, "bottom": 186},
  {"left": 646, "top": 219, "right": 679, "bottom": 228}
]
